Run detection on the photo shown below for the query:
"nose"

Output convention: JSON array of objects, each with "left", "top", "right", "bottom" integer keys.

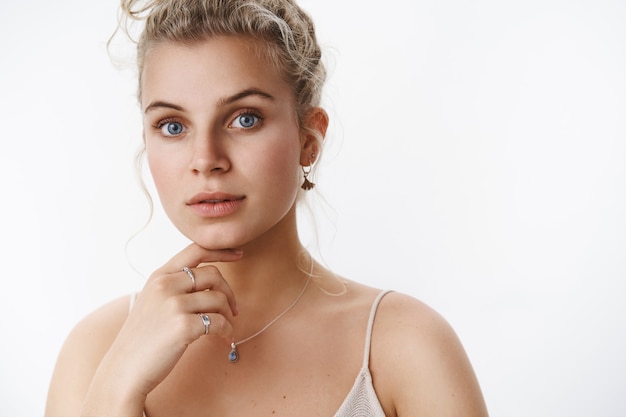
[{"left": 189, "top": 130, "right": 231, "bottom": 175}]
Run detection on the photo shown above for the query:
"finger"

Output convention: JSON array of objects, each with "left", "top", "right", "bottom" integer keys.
[
  {"left": 184, "top": 288, "right": 236, "bottom": 321},
  {"left": 147, "top": 242, "right": 241, "bottom": 290},
  {"left": 163, "top": 242, "right": 243, "bottom": 273},
  {"left": 194, "top": 313, "right": 233, "bottom": 342},
  {"left": 179, "top": 265, "right": 239, "bottom": 316}
]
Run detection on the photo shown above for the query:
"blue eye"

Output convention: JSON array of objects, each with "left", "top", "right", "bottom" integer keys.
[
  {"left": 232, "top": 113, "right": 260, "bottom": 129},
  {"left": 162, "top": 121, "right": 184, "bottom": 136}
]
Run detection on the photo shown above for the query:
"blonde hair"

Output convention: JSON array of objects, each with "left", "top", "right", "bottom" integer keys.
[{"left": 117, "top": 0, "right": 326, "bottom": 125}]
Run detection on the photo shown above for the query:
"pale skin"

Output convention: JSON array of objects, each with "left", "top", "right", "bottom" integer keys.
[{"left": 46, "top": 35, "right": 489, "bottom": 417}]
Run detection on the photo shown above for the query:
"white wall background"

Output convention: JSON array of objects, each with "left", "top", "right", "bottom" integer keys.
[{"left": 1, "top": 0, "right": 625, "bottom": 415}]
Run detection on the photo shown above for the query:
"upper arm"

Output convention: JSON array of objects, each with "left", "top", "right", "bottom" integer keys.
[
  {"left": 45, "top": 295, "right": 131, "bottom": 417},
  {"left": 372, "top": 293, "right": 488, "bottom": 417}
]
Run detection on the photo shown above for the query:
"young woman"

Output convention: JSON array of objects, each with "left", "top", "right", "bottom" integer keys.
[{"left": 46, "top": 0, "right": 488, "bottom": 416}]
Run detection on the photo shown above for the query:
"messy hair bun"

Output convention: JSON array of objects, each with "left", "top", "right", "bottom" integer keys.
[{"left": 117, "top": 0, "right": 326, "bottom": 122}]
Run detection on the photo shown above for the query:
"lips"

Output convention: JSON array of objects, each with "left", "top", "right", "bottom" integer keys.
[
  {"left": 187, "top": 192, "right": 245, "bottom": 205},
  {"left": 187, "top": 192, "right": 246, "bottom": 218}
]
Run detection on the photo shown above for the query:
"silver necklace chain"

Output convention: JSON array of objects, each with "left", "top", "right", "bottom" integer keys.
[{"left": 228, "top": 263, "right": 313, "bottom": 363}]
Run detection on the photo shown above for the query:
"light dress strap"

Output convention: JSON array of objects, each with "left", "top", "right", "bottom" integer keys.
[
  {"left": 361, "top": 290, "right": 393, "bottom": 368},
  {"left": 333, "top": 289, "right": 392, "bottom": 417}
]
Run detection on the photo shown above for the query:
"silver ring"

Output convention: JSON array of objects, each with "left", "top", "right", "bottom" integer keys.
[
  {"left": 182, "top": 267, "right": 196, "bottom": 292},
  {"left": 199, "top": 313, "right": 211, "bottom": 335}
]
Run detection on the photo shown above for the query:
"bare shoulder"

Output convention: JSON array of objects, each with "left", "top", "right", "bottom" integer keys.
[
  {"left": 371, "top": 292, "right": 489, "bottom": 417},
  {"left": 375, "top": 292, "right": 455, "bottom": 342},
  {"left": 45, "top": 295, "right": 132, "bottom": 417}
]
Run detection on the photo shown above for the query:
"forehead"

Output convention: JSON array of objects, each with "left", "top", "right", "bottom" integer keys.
[{"left": 141, "top": 36, "right": 293, "bottom": 107}]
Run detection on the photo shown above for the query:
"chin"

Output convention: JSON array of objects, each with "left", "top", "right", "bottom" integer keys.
[
  {"left": 186, "top": 230, "right": 251, "bottom": 251},
  {"left": 175, "top": 219, "right": 246, "bottom": 249},
  {"left": 189, "top": 235, "right": 243, "bottom": 250},
  {"left": 180, "top": 217, "right": 283, "bottom": 252},
  {"left": 195, "top": 241, "right": 241, "bottom": 251}
]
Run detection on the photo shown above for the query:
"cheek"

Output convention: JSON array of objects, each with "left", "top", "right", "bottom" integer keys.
[
  {"left": 146, "top": 149, "right": 163, "bottom": 186},
  {"left": 146, "top": 145, "right": 178, "bottom": 199},
  {"left": 262, "top": 138, "right": 302, "bottom": 187}
]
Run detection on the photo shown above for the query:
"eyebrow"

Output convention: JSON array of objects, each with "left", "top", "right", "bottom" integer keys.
[
  {"left": 218, "top": 88, "right": 275, "bottom": 106},
  {"left": 143, "top": 101, "right": 184, "bottom": 114},
  {"left": 143, "top": 88, "right": 275, "bottom": 114}
]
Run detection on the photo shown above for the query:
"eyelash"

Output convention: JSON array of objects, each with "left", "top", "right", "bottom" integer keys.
[
  {"left": 231, "top": 110, "right": 264, "bottom": 129},
  {"left": 151, "top": 109, "right": 264, "bottom": 138},
  {"left": 153, "top": 118, "right": 184, "bottom": 137}
]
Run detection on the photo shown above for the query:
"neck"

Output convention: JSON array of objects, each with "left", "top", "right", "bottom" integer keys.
[
  {"left": 204, "top": 206, "right": 315, "bottom": 343},
  {"left": 211, "top": 205, "right": 312, "bottom": 306}
]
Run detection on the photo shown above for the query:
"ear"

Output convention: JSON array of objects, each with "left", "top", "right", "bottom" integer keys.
[{"left": 300, "top": 107, "right": 329, "bottom": 166}]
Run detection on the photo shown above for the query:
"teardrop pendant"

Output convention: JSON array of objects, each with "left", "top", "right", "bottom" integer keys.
[{"left": 228, "top": 342, "right": 239, "bottom": 363}]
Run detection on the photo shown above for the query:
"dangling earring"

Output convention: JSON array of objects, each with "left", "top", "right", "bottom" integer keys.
[
  {"left": 301, "top": 153, "right": 316, "bottom": 190},
  {"left": 301, "top": 165, "right": 315, "bottom": 190}
]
